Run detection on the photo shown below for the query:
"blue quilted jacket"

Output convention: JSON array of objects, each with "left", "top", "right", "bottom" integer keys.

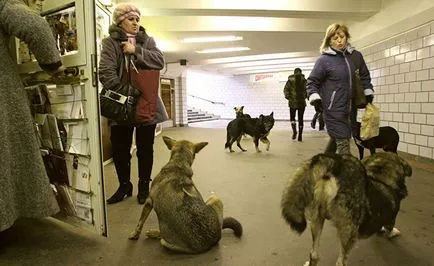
[{"left": 306, "top": 46, "right": 373, "bottom": 139}]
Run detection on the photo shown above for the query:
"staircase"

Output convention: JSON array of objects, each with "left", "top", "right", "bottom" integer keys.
[{"left": 187, "top": 107, "right": 220, "bottom": 123}]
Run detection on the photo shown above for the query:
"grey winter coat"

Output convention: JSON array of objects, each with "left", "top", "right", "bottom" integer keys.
[
  {"left": 306, "top": 46, "right": 373, "bottom": 139},
  {"left": 283, "top": 73, "right": 307, "bottom": 109},
  {"left": 0, "top": 0, "right": 61, "bottom": 231},
  {"left": 98, "top": 25, "right": 167, "bottom": 125}
]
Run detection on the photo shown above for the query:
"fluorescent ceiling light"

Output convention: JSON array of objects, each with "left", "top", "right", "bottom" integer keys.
[
  {"left": 196, "top": 47, "right": 250, "bottom": 54},
  {"left": 203, "top": 51, "right": 319, "bottom": 64},
  {"left": 183, "top": 36, "right": 243, "bottom": 43},
  {"left": 218, "top": 57, "right": 317, "bottom": 68},
  {"left": 232, "top": 62, "right": 315, "bottom": 72},
  {"left": 233, "top": 67, "right": 314, "bottom": 76}
]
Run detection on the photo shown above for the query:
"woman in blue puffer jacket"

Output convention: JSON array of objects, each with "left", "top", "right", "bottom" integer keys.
[{"left": 306, "top": 23, "right": 374, "bottom": 155}]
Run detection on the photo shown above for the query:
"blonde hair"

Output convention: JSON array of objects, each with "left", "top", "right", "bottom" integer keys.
[{"left": 319, "top": 23, "right": 351, "bottom": 53}]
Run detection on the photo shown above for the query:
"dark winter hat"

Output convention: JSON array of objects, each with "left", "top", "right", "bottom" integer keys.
[{"left": 112, "top": 3, "right": 141, "bottom": 25}]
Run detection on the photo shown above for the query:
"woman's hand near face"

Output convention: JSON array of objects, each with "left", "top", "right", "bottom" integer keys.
[{"left": 121, "top": 42, "right": 136, "bottom": 54}]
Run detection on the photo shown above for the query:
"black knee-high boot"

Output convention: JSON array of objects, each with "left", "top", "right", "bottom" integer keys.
[
  {"left": 291, "top": 122, "right": 297, "bottom": 140},
  {"left": 298, "top": 125, "right": 303, "bottom": 142},
  {"left": 106, "top": 167, "right": 133, "bottom": 204}
]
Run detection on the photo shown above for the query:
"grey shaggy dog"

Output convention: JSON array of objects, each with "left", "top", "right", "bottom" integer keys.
[
  {"left": 129, "top": 136, "right": 242, "bottom": 253},
  {"left": 281, "top": 152, "right": 412, "bottom": 266}
]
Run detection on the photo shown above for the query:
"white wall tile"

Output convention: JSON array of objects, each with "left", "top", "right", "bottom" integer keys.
[
  {"left": 393, "top": 113, "right": 403, "bottom": 121},
  {"left": 399, "top": 122, "right": 409, "bottom": 132},
  {"left": 389, "top": 65, "right": 400, "bottom": 74},
  {"left": 428, "top": 114, "right": 434, "bottom": 125},
  {"left": 416, "top": 92, "right": 429, "bottom": 102},
  {"left": 407, "top": 144, "right": 419, "bottom": 155},
  {"left": 400, "top": 63, "right": 410, "bottom": 73},
  {"left": 417, "top": 69, "right": 430, "bottom": 81},
  {"left": 400, "top": 43, "right": 411, "bottom": 54},
  {"left": 399, "top": 103, "right": 409, "bottom": 112},
  {"left": 398, "top": 83, "right": 410, "bottom": 93},
  {"left": 405, "top": 51, "right": 417, "bottom": 62},
  {"left": 410, "top": 39, "right": 423, "bottom": 50},
  {"left": 421, "top": 103, "right": 434, "bottom": 113},
  {"left": 390, "top": 45, "right": 400, "bottom": 56},
  {"left": 416, "top": 135, "right": 428, "bottom": 146},
  {"left": 398, "top": 142, "right": 408, "bottom": 152},
  {"left": 405, "top": 133, "right": 415, "bottom": 143},
  {"left": 430, "top": 69, "right": 434, "bottom": 79},
  {"left": 421, "top": 125, "right": 434, "bottom": 136},
  {"left": 423, "top": 57, "right": 434, "bottom": 69},
  {"left": 423, "top": 34, "right": 434, "bottom": 47},
  {"left": 419, "top": 147, "right": 433, "bottom": 159},
  {"left": 417, "top": 25, "right": 432, "bottom": 37},
  {"left": 409, "top": 81, "right": 422, "bottom": 92},
  {"left": 395, "top": 54, "right": 405, "bottom": 64},
  {"left": 417, "top": 47, "right": 431, "bottom": 60},
  {"left": 421, "top": 80, "right": 434, "bottom": 91},
  {"left": 409, "top": 103, "right": 421, "bottom": 113},
  {"left": 430, "top": 91, "right": 434, "bottom": 102},
  {"left": 415, "top": 113, "right": 427, "bottom": 123},
  {"left": 403, "top": 113, "right": 414, "bottom": 122},
  {"left": 404, "top": 92, "right": 416, "bottom": 102},
  {"left": 429, "top": 136, "right": 434, "bottom": 148},
  {"left": 410, "top": 60, "right": 423, "bottom": 71},
  {"left": 394, "top": 93, "right": 405, "bottom": 102}
]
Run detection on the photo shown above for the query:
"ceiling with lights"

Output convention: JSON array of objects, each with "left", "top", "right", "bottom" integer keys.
[{"left": 114, "top": 0, "right": 383, "bottom": 75}]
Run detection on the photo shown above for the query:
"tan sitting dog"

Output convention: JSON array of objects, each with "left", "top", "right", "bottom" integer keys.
[{"left": 128, "top": 136, "right": 242, "bottom": 253}]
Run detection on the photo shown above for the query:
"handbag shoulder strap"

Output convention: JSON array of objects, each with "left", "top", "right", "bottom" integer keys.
[{"left": 351, "top": 52, "right": 360, "bottom": 71}]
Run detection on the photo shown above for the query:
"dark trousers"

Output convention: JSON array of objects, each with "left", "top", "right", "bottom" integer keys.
[
  {"left": 110, "top": 124, "right": 157, "bottom": 185},
  {"left": 289, "top": 106, "right": 305, "bottom": 124}
]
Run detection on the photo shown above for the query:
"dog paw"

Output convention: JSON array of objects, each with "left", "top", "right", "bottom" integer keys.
[
  {"left": 303, "top": 261, "right": 311, "bottom": 266},
  {"left": 241, "top": 149, "right": 247, "bottom": 152},
  {"left": 387, "top": 227, "right": 401, "bottom": 239},
  {"left": 145, "top": 229, "right": 161, "bottom": 239},
  {"left": 128, "top": 231, "right": 140, "bottom": 240}
]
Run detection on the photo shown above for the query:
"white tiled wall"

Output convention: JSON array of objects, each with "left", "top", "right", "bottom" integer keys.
[
  {"left": 186, "top": 69, "right": 316, "bottom": 121},
  {"left": 359, "top": 21, "right": 434, "bottom": 159}
]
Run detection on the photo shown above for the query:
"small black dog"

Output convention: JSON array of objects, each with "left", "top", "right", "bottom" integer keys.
[
  {"left": 225, "top": 112, "right": 274, "bottom": 153},
  {"left": 353, "top": 122, "right": 399, "bottom": 159}
]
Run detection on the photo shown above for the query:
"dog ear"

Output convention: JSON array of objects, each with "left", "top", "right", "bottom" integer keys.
[
  {"left": 240, "top": 106, "right": 244, "bottom": 111},
  {"left": 259, "top": 114, "right": 264, "bottom": 119},
  {"left": 270, "top": 111, "right": 274, "bottom": 117},
  {"left": 234, "top": 107, "right": 237, "bottom": 111},
  {"left": 194, "top": 142, "right": 208, "bottom": 153},
  {"left": 162, "top": 136, "right": 177, "bottom": 150}
]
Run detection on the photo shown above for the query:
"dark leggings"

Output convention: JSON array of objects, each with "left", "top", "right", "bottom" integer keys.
[
  {"left": 110, "top": 124, "right": 157, "bottom": 184},
  {"left": 289, "top": 106, "right": 305, "bottom": 125}
]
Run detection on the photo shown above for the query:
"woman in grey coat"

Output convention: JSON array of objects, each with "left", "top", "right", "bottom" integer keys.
[
  {"left": 306, "top": 23, "right": 374, "bottom": 154},
  {"left": 0, "top": 0, "right": 64, "bottom": 231},
  {"left": 98, "top": 3, "right": 166, "bottom": 205}
]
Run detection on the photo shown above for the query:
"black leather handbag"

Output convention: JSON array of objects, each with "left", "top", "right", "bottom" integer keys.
[
  {"left": 99, "top": 56, "right": 141, "bottom": 123},
  {"left": 351, "top": 54, "right": 367, "bottom": 109}
]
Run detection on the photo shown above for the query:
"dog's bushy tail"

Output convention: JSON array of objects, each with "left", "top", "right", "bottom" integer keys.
[
  {"left": 222, "top": 217, "right": 243, "bottom": 237},
  {"left": 281, "top": 154, "right": 339, "bottom": 234}
]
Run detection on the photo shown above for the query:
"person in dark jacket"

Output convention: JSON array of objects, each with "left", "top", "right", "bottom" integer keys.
[
  {"left": 306, "top": 23, "right": 374, "bottom": 154},
  {"left": 283, "top": 68, "right": 307, "bottom": 141},
  {"left": 99, "top": 3, "right": 166, "bottom": 204}
]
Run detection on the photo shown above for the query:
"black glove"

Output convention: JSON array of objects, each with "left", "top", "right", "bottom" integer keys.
[
  {"left": 365, "top": 95, "right": 374, "bottom": 104},
  {"left": 311, "top": 99, "right": 323, "bottom": 112}
]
